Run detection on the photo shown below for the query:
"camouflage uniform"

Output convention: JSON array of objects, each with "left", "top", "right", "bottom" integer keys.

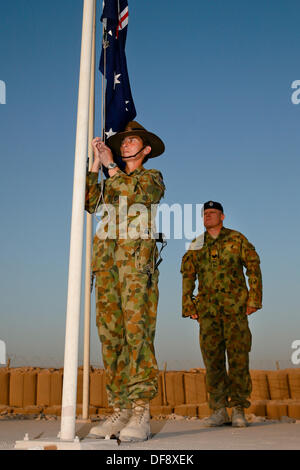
[
  {"left": 181, "top": 227, "right": 262, "bottom": 410},
  {"left": 85, "top": 167, "right": 165, "bottom": 408}
]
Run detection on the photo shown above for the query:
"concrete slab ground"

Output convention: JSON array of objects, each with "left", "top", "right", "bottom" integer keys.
[{"left": 0, "top": 417, "right": 300, "bottom": 451}]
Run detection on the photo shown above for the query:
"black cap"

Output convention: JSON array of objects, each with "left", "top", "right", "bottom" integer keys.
[{"left": 203, "top": 201, "right": 224, "bottom": 213}]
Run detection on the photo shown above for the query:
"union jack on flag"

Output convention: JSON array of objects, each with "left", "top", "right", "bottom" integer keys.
[{"left": 100, "top": 0, "right": 136, "bottom": 145}]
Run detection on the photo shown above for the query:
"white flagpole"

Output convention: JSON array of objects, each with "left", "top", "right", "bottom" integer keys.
[
  {"left": 82, "top": 0, "right": 96, "bottom": 422},
  {"left": 60, "top": 0, "right": 96, "bottom": 441}
]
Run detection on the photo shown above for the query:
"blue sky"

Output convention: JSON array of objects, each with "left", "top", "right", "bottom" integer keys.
[{"left": 0, "top": 0, "right": 299, "bottom": 370}]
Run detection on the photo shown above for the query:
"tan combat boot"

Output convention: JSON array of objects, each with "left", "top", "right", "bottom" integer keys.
[
  {"left": 88, "top": 407, "right": 132, "bottom": 438},
  {"left": 119, "top": 400, "right": 151, "bottom": 442},
  {"left": 202, "top": 407, "right": 230, "bottom": 427},
  {"left": 231, "top": 406, "right": 248, "bottom": 427}
]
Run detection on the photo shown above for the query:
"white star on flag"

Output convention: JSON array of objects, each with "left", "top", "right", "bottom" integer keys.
[
  {"left": 105, "top": 128, "right": 117, "bottom": 139},
  {"left": 125, "top": 100, "right": 129, "bottom": 111},
  {"left": 114, "top": 73, "right": 121, "bottom": 88}
]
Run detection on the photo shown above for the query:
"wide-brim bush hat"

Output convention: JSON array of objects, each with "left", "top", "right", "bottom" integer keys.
[{"left": 107, "top": 121, "right": 165, "bottom": 158}]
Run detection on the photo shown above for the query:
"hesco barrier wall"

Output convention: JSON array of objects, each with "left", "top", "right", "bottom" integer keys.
[{"left": 0, "top": 367, "right": 300, "bottom": 419}]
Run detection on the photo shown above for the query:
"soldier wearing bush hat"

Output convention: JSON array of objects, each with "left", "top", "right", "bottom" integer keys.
[{"left": 85, "top": 121, "right": 165, "bottom": 442}]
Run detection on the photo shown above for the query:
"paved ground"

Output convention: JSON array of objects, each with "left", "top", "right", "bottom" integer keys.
[{"left": 1, "top": 417, "right": 300, "bottom": 450}]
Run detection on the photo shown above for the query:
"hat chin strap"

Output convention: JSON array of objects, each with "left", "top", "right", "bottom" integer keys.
[{"left": 119, "top": 146, "right": 147, "bottom": 160}]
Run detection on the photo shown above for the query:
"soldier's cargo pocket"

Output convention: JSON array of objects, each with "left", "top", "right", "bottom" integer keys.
[
  {"left": 92, "top": 239, "right": 115, "bottom": 272},
  {"left": 226, "top": 314, "right": 252, "bottom": 354},
  {"left": 237, "top": 313, "right": 252, "bottom": 352},
  {"left": 135, "top": 239, "right": 157, "bottom": 274}
]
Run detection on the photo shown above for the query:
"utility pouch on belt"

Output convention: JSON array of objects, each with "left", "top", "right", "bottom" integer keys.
[
  {"left": 135, "top": 239, "right": 156, "bottom": 274},
  {"left": 134, "top": 234, "right": 167, "bottom": 287}
]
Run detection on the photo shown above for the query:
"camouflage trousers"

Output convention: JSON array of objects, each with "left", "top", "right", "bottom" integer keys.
[
  {"left": 95, "top": 240, "right": 159, "bottom": 408},
  {"left": 198, "top": 311, "right": 252, "bottom": 410}
]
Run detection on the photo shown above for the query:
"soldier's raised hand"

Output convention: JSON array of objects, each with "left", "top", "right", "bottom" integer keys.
[
  {"left": 246, "top": 306, "right": 258, "bottom": 316},
  {"left": 91, "top": 137, "right": 114, "bottom": 171},
  {"left": 190, "top": 313, "right": 199, "bottom": 320}
]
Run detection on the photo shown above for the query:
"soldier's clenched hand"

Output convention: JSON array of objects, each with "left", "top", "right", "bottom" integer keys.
[
  {"left": 246, "top": 306, "right": 258, "bottom": 316},
  {"left": 91, "top": 138, "right": 114, "bottom": 171},
  {"left": 190, "top": 314, "right": 199, "bottom": 320}
]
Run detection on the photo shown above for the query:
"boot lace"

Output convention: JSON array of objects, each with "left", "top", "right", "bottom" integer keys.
[
  {"left": 233, "top": 406, "right": 244, "bottom": 414},
  {"left": 108, "top": 408, "right": 122, "bottom": 423},
  {"left": 131, "top": 404, "right": 147, "bottom": 425}
]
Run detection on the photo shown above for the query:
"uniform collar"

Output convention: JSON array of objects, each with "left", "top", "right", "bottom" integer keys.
[
  {"left": 125, "top": 165, "right": 145, "bottom": 176},
  {"left": 205, "top": 226, "right": 227, "bottom": 244}
]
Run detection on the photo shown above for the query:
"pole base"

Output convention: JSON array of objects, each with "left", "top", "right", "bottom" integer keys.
[{"left": 15, "top": 436, "right": 120, "bottom": 450}]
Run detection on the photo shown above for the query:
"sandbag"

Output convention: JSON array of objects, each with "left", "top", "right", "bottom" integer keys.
[
  {"left": 165, "top": 371, "right": 185, "bottom": 406},
  {"left": 9, "top": 369, "right": 24, "bottom": 407},
  {"left": 174, "top": 404, "right": 198, "bottom": 417},
  {"left": 89, "top": 369, "right": 108, "bottom": 408},
  {"left": 50, "top": 370, "right": 63, "bottom": 406},
  {"left": 250, "top": 370, "right": 270, "bottom": 400},
  {"left": 150, "top": 405, "right": 173, "bottom": 417},
  {"left": 197, "top": 402, "right": 210, "bottom": 418},
  {"left": 183, "top": 372, "right": 207, "bottom": 404},
  {"left": 23, "top": 369, "right": 38, "bottom": 407},
  {"left": 36, "top": 370, "right": 51, "bottom": 406},
  {"left": 76, "top": 368, "right": 83, "bottom": 405},
  {"left": 267, "top": 370, "right": 289, "bottom": 400},
  {"left": 266, "top": 400, "right": 288, "bottom": 419},
  {"left": 288, "top": 401, "right": 300, "bottom": 419},
  {"left": 247, "top": 400, "right": 267, "bottom": 417},
  {"left": 0, "top": 369, "right": 10, "bottom": 405},
  {"left": 150, "top": 371, "right": 164, "bottom": 406},
  {"left": 287, "top": 369, "right": 300, "bottom": 399}
]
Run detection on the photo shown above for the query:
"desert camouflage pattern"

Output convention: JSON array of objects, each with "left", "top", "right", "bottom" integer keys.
[
  {"left": 85, "top": 168, "right": 165, "bottom": 407},
  {"left": 180, "top": 227, "right": 262, "bottom": 409},
  {"left": 181, "top": 227, "right": 262, "bottom": 319},
  {"left": 86, "top": 168, "right": 165, "bottom": 265},
  {"left": 199, "top": 312, "right": 252, "bottom": 409}
]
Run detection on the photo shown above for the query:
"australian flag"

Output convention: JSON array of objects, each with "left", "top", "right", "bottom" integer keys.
[{"left": 100, "top": 0, "right": 136, "bottom": 144}]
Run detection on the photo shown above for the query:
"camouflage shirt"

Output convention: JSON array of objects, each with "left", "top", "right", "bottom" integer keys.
[
  {"left": 85, "top": 167, "right": 165, "bottom": 272},
  {"left": 180, "top": 227, "right": 263, "bottom": 318}
]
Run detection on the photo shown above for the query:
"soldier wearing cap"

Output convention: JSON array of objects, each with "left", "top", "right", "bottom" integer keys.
[
  {"left": 85, "top": 122, "right": 165, "bottom": 441},
  {"left": 180, "top": 201, "right": 262, "bottom": 427}
]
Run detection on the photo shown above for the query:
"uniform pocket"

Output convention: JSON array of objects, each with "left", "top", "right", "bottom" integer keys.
[
  {"left": 135, "top": 239, "right": 157, "bottom": 274},
  {"left": 225, "top": 313, "right": 252, "bottom": 354},
  {"left": 92, "top": 238, "right": 116, "bottom": 272}
]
